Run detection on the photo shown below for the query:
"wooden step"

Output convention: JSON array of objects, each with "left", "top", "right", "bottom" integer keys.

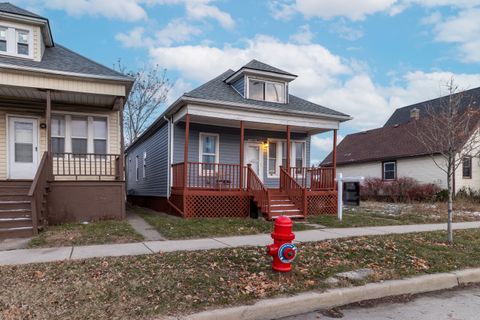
[
  {"left": 0, "top": 227, "right": 34, "bottom": 239},
  {"left": 271, "top": 214, "right": 305, "bottom": 220},
  {"left": 0, "top": 200, "right": 31, "bottom": 210},
  {"left": 0, "top": 186, "right": 30, "bottom": 195},
  {"left": 0, "top": 180, "right": 32, "bottom": 187},
  {"left": 0, "top": 217, "right": 32, "bottom": 228},
  {"left": 0, "top": 209, "right": 31, "bottom": 219},
  {"left": 0, "top": 194, "right": 31, "bottom": 201}
]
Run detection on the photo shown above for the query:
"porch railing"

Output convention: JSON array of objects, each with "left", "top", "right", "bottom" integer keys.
[
  {"left": 290, "top": 166, "right": 335, "bottom": 190},
  {"left": 171, "top": 162, "right": 243, "bottom": 190},
  {"left": 52, "top": 153, "right": 121, "bottom": 180},
  {"left": 28, "top": 152, "right": 50, "bottom": 234},
  {"left": 247, "top": 164, "right": 270, "bottom": 216},
  {"left": 280, "top": 166, "right": 306, "bottom": 215}
]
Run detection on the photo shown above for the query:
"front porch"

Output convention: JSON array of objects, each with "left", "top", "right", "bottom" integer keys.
[{"left": 168, "top": 112, "right": 339, "bottom": 220}]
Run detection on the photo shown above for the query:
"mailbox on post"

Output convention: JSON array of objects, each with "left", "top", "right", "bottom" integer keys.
[
  {"left": 336, "top": 173, "right": 364, "bottom": 222},
  {"left": 343, "top": 181, "right": 360, "bottom": 206}
]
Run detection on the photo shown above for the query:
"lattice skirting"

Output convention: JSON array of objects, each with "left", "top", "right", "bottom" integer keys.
[
  {"left": 184, "top": 192, "right": 250, "bottom": 218},
  {"left": 307, "top": 191, "right": 337, "bottom": 215}
]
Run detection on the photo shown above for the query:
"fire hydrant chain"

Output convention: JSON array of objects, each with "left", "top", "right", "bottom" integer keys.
[{"left": 266, "top": 216, "right": 298, "bottom": 272}]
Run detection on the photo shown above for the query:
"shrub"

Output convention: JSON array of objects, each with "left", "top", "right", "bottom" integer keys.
[
  {"left": 361, "top": 177, "right": 441, "bottom": 202},
  {"left": 456, "top": 187, "right": 480, "bottom": 202}
]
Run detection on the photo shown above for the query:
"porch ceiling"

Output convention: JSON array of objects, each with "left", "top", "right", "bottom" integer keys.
[
  {"left": 185, "top": 114, "right": 332, "bottom": 134},
  {"left": 0, "top": 85, "right": 117, "bottom": 109}
]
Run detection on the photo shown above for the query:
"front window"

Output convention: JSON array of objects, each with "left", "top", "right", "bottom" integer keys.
[
  {"left": 16, "top": 30, "right": 29, "bottom": 55},
  {"left": 51, "top": 115, "right": 65, "bottom": 154},
  {"left": 71, "top": 116, "right": 88, "bottom": 155},
  {"left": 93, "top": 117, "right": 107, "bottom": 155},
  {"left": 463, "top": 156, "right": 472, "bottom": 178},
  {"left": 294, "top": 142, "right": 304, "bottom": 173},
  {"left": 199, "top": 133, "right": 219, "bottom": 171},
  {"left": 248, "top": 78, "right": 286, "bottom": 103},
  {"left": 0, "top": 27, "right": 6, "bottom": 52},
  {"left": 383, "top": 161, "right": 396, "bottom": 180},
  {"left": 268, "top": 142, "right": 277, "bottom": 175},
  {"left": 267, "top": 140, "right": 306, "bottom": 177}
]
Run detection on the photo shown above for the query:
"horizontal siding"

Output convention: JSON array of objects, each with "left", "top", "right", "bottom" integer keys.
[
  {"left": 126, "top": 122, "right": 169, "bottom": 196},
  {"left": 231, "top": 77, "right": 245, "bottom": 97}
]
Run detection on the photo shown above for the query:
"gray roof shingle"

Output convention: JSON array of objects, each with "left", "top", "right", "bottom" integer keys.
[
  {"left": 0, "top": 44, "right": 132, "bottom": 80},
  {"left": 184, "top": 69, "right": 349, "bottom": 118},
  {"left": 0, "top": 2, "right": 46, "bottom": 20},
  {"left": 242, "top": 59, "right": 297, "bottom": 77}
]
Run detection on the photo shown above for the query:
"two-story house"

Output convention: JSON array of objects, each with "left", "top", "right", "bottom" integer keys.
[
  {"left": 0, "top": 3, "right": 133, "bottom": 238},
  {"left": 126, "top": 60, "right": 351, "bottom": 219}
]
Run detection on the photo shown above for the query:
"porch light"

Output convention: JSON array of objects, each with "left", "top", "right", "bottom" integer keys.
[{"left": 263, "top": 140, "right": 269, "bottom": 150}]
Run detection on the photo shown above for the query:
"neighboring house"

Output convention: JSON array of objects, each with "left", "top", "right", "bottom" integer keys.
[
  {"left": 322, "top": 87, "right": 480, "bottom": 192},
  {"left": 126, "top": 60, "right": 351, "bottom": 219},
  {"left": 0, "top": 3, "right": 133, "bottom": 238}
]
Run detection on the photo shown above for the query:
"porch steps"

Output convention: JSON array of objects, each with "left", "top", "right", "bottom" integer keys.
[
  {"left": 255, "top": 190, "right": 305, "bottom": 220},
  {"left": 0, "top": 181, "right": 34, "bottom": 240}
]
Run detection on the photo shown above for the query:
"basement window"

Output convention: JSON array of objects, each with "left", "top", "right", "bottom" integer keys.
[
  {"left": 382, "top": 161, "right": 396, "bottom": 181},
  {"left": 463, "top": 156, "right": 472, "bottom": 179}
]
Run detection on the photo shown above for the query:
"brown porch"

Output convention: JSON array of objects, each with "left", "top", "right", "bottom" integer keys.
[{"left": 167, "top": 114, "right": 339, "bottom": 219}]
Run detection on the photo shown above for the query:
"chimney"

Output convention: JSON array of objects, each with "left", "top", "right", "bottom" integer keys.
[{"left": 410, "top": 107, "right": 420, "bottom": 121}]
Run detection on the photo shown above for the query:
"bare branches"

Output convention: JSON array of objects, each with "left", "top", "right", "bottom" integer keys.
[{"left": 115, "top": 60, "right": 173, "bottom": 145}]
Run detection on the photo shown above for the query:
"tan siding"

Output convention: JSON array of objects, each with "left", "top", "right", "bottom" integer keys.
[
  {"left": 0, "top": 111, "right": 6, "bottom": 180},
  {"left": 33, "top": 25, "right": 42, "bottom": 62}
]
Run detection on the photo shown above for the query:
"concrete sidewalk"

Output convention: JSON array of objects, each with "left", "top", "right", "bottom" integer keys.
[{"left": 1, "top": 221, "right": 479, "bottom": 266}]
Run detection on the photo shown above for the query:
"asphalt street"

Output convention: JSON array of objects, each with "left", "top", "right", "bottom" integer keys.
[{"left": 281, "top": 285, "right": 480, "bottom": 320}]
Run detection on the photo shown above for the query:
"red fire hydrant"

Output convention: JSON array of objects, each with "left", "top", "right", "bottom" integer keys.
[{"left": 267, "top": 216, "right": 298, "bottom": 272}]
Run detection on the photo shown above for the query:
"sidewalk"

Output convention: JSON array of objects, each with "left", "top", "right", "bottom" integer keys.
[{"left": 1, "top": 221, "right": 479, "bottom": 266}]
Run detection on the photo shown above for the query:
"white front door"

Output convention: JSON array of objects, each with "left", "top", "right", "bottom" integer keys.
[
  {"left": 8, "top": 117, "right": 39, "bottom": 179},
  {"left": 245, "top": 142, "right": 263, "bottom": 181}
]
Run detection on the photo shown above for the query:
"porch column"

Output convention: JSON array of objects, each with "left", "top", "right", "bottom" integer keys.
[
  {"left": 239, "top": 120, "right": 244, "bottom": 188},
  {"left": 286, "top": 125, "right": 291, "bottom": 171},
  {"left": 46, "top": 90, "right": 52, "bottom": 179},
  {"left": 332, "top": 129, "right": 337, "bottom": 186},
  {"left": 183, "top": 113, "right": 190, "bottom": 188}
]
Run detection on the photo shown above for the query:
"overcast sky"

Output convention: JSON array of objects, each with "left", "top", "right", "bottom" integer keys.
[{"left": 12, "top": 0, "right": 480, "bottom": 163}]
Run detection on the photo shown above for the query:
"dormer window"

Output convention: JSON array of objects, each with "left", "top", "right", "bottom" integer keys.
[
  {"left": 248, "top": 78, "right": 286, "bottom": 103},
  {"left": 0, "top": 27, "right": 6, "bottom": 52},
  {"left": 16, "top": 30, "right": 29, "bottom": 55}
]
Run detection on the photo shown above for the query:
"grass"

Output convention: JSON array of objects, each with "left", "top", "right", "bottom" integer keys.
[
  {"left": 3, "top": 229, "right": 480, "bottom": 319},
  {"left": 133, "top": 206, "right": 313, "bottom": 240},
  {"left": 28, "top": 220, "right": 144, "bottom": 248}
]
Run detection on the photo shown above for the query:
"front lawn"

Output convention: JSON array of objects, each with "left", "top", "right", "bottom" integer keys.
[
  {"left": 307, "top": 201, "right": 480, "bottom": 228},
  {"left": 133, "top": 206, "right": 313, "bottom": 239},
  {"left": 3, "top": 229, "right": 480, "bottom": 319},
  {"left": 28, "top": 220, "right": 144, "bottom": 248}
]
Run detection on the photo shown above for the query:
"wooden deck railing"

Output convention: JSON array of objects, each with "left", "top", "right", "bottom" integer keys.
[
  {"left": 171, "top": 162, "right": 243, "bottom": 190},
  {"left": 171, "top": 162, "right": 185, "bottom": 188},
  {"left": 290, "top": 166, "right": 335, "bottom": 190},
  {"left": 52, "top": 153, "right": 120, "bottom": 180},
  {"left": 28, "top": 152, "right": 50, "bottom": 234},
  {"left": 280, "top": 166, "right": 306, "bottom": 215},
  {"left": 246, "top": 164, "right": 270, "bottom": 216}
]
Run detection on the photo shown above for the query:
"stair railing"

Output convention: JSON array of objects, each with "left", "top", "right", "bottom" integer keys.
[
  {"left": 246, "top": 164, "right": 270, "bottom": 218},
  {"left": 280, "top": 166, "right": 307, "bottom": 217},
  {"left": 28, "top": 152, "right": 50, "bottom": 234}
]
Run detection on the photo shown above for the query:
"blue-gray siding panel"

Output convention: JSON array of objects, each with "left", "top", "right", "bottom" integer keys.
[
  {"left": 173, "top": 123, "right": 310, "bottom": 188},
  {"left": 126, "top": 123, "right": 169, "bottom": 197},
  {"left": 231, "top": 77, "right": 245, "bottom": 96}
]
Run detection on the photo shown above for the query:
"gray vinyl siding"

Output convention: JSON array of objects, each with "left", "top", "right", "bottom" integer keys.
[
  {"left": 173, "top": 123, "right": 310, "bottom": 188},
  {"left": 231, "top": 77, "right": 245, "bottom": 97},
  {"left": 126, "top": 122, "right": 169, "bottom": 196}
]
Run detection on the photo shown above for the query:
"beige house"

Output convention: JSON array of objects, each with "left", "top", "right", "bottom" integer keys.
[{"left": 0, "top": 3, "right": 133, "bottom": 238}]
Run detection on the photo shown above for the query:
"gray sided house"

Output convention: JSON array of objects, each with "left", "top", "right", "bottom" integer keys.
[{"left": 126, "top": 60, "right": 351, "bottom": 219}]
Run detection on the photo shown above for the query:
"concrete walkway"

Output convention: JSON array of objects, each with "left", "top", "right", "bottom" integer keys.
[
  {"left": 126, "top": 211, "right": 165, "bottom": 241},
  {"left": 1, "top": 221, "right": 479, "bottom": 266}
]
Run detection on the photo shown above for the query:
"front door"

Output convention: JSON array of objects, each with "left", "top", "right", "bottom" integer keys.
[
  {"left": 245, "top": 142, "right": 263, "bottom": 181},
  {"left": 8, "top": 117, "right": 39, "bottom": 179}
]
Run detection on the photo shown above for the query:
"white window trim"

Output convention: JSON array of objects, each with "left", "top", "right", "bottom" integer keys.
[
  {"left": 0, "top": 21, "right": 33, "bottom": 59},
  {"left": 51, "top": 113, "right": 109, "bottom": 155},
  {"left": 382, "top": 161, "right": 396, "bottom": 181},
  {"left": 143, "top": 151, "right": 147, "bottom": 179},
  {"left": 246, "top": 76, "right": 287, "bottom": 104},
  {"left": 199, "top": 132, "right": 220, "bottom": 175},
  {"left": 267, "top": 139, "right": 306, "bottom": 178}
]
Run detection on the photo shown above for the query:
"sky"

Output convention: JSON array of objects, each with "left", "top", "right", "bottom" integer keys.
[{"left": 11, "top": 0, "right": 480, "bottom": 163}]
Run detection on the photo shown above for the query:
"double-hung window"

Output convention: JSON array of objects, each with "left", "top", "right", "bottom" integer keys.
[
  {"left": 51, "top": 115, "right": 65, "bottom": 154},
  {"left": 463, "top": 156, "right": 472, "bottom": 178},
  {"left": 0, "top": 27, "right": 6, "bottom": 52},
  {"left": 248, "top": 78, "right": 286, "bottom": 103},
  {"left": 268, "top": 140, "right": 306, "bottom": 177},
  {"left": 16, "top": 30, "right": 29, "bottom": 55},
  {"left": 294, "top": 142, "right": 305, "bottom": 173},
  {"left": 93, "top": 117, "right": 107, "bottom": 155},
  {"left": 382, "top": 161, "right": 396, "bottom": 181},
  {"left": 71, "top": 116, "right": 88, "bottom": 155},
  {"left": 268, "top": 142, "right": 277, "bottom": 175},
  {"left": 199, "top": 133, "right": 219, "bottom": 172}
]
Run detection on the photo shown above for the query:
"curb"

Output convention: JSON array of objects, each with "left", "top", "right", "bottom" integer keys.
[{"left": 177, "top": 268, "right": 480, "bottom": 320}]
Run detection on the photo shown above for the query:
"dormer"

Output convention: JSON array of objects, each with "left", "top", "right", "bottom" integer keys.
[
  {"left": 225, "top": 59, "right": 297, "bottom": 104},
  {"left": 0, "top": 2, "right": 53, "bottom": 62}
]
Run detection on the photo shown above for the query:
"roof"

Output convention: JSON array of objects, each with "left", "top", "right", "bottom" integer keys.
[
  {"left": 322, "top": 120, "right": 441, "bottom": 166},
  {"left": 242, "top": 59, "right": 297, "bottom": 77},
  {"left": 0, "top": 44, "right": 132, "bottom": 81},
  {"left": 0, "top": 2, "right": 46, "bottom": 20},
  {"left": 384, "top": 86, "right": 480, "bottom": 127},
  {"left": 185, "top": 69, "right": 348, "bottom": 118}
]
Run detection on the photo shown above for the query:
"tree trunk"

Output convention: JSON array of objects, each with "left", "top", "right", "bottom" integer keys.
[{"left": 447, "top": 167, "right": 454, "bottom": 244}]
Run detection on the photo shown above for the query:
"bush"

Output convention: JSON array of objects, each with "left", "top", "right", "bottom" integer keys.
[
  {"left": 456, "top": 187, "right": 480, "bottom": 202},
  {"left": 361, "top": 177, "right": 441, "bottom": 202}
]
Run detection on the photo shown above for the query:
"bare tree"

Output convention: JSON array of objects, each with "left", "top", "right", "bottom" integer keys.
[
  {"left": 413, "top": 78, "right": 480, "bottom": 244},
  {"left": 115, "top": 60, "right": 172, "bottom": 144}
]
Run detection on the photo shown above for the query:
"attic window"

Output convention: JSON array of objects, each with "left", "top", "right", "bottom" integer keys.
[
  {"left": 0, "top": 27, "right": 6, "bottom": 52},
  {"left": 0, "top": 24, "right": 32, "bottom": 58},
  {"left": 16, "top": 30, "right": 29, "bottom": 55},
  {"left": 248, "top": 78, "right": 286, "bottom": 103}
]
